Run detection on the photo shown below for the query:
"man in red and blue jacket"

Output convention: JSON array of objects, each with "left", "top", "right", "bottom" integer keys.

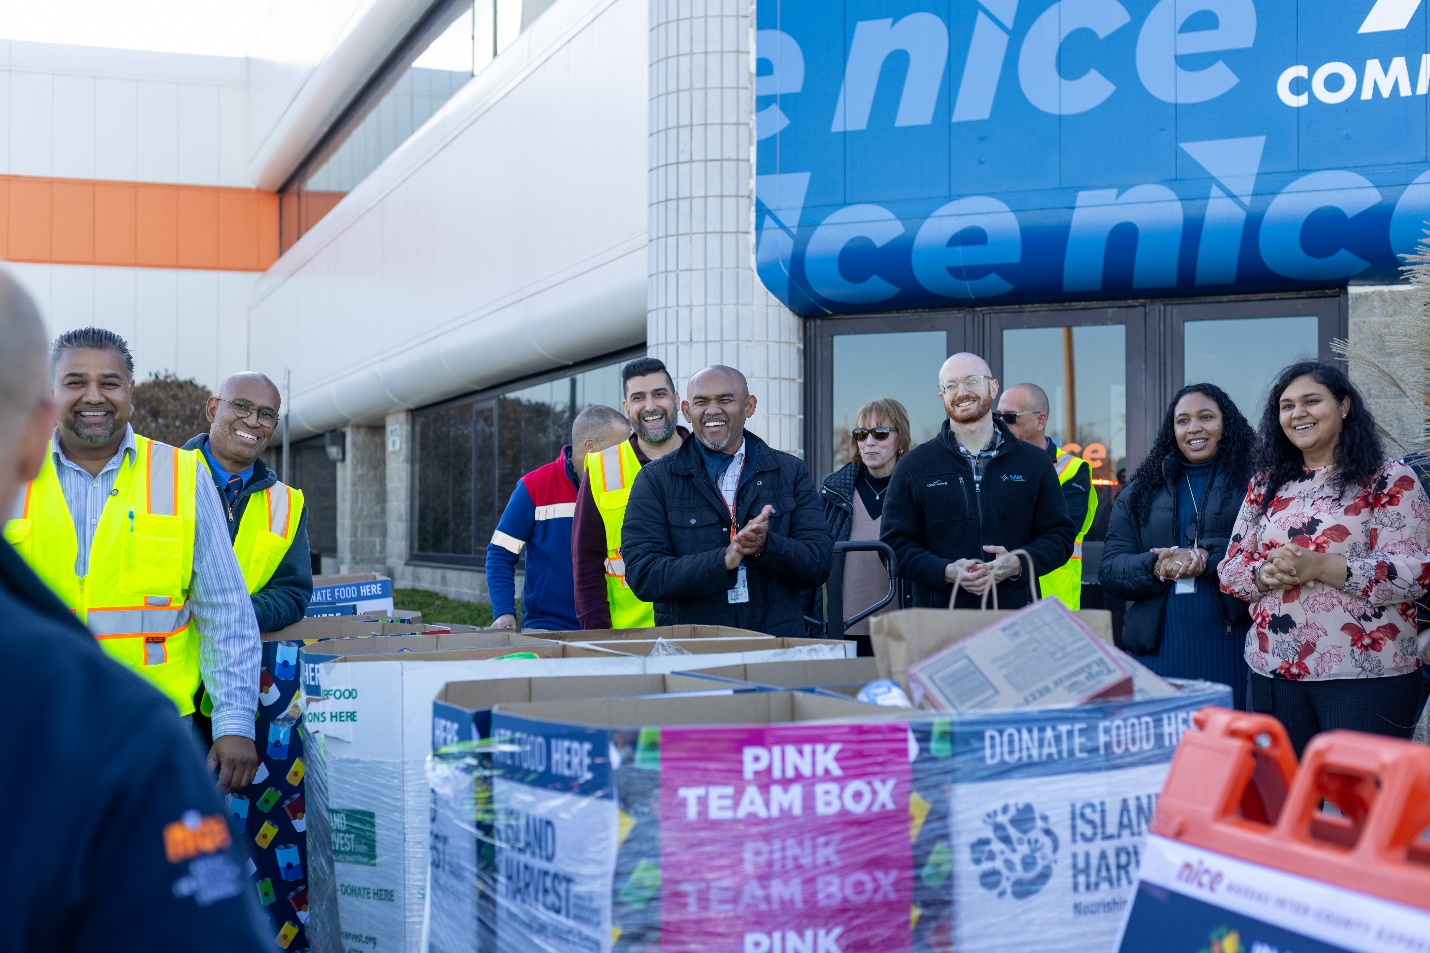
[{"left": 487, "top": 406, "right": 631, "bottom": 631}]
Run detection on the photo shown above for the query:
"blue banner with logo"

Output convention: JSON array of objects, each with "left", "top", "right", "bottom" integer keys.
[{"left": 756, "top": 0, "right": 1430, "bottom": 313}]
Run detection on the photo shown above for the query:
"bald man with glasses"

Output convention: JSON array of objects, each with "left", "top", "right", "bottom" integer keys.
[{"left": 881, "top": 353, "right": 1074, "bottom": 610}]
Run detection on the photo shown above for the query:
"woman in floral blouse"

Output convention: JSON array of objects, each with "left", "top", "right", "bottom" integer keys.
[{"left": 1218, "top": 360, "right": 1430, "bottom": 753}]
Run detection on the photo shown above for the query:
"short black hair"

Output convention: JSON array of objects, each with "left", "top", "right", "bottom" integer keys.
[
  {"left": 50, "top": 327, "right": 135, "bottom": 380},
  {"left": 622, "top": 357, "right": 674, "bottom": 397}
]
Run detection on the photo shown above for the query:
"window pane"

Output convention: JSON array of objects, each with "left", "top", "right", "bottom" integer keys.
[
  {"left": 415, "top": 403, "right": 475, "bottom": 556},
  {"left": 1003, "top": 325, "right": 1127, "bottom": 535},
  {"left": 1184, "top": 316, "right": 1319, "bottom": 421},
  {"left": 830, "top": 331, "right": 947, "bottom": 473}
]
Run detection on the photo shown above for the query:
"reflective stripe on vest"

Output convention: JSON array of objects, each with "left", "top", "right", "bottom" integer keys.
[
  {"left": 4, "top": 436, "right": 203, "bottom": 715},
  {"left": 1039, "top": 447, "right": 1098, "bottom": 610},
  {"left": 232, "top": 480, "right": 305, "bottom": 595},
  {"left": 585, "top": 440, "right": 655, "bottom": 629}
]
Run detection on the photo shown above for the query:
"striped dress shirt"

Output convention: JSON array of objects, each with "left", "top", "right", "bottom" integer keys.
[{"left": 51, "top": 427, "right": 259, "bottom": 740}]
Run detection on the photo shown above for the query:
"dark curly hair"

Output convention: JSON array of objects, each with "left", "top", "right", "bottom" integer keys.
[
  {"left": 1122, "top": 383, "right": 1256, "bottom": 522},
  {"left": 1252, "top": 360, "right": 1383, "bottom": 514}
]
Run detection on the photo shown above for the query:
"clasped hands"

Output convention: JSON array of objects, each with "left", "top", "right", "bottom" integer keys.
[
  {"left": 1254, "top": 544, "right": 1341, "bottom": 591},
  {"left": 1149, "top": 546, "right": 1207, "bottom": 582},
  {"left": 944, "top": 545, "right": 1021, "bottom": 596},
  {"left": 724, "top": 505, "right": 773, "bottom": 570}
]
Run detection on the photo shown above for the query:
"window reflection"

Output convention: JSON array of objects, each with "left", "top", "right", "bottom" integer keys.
[
  {"left": 830, "top": 331, "right": 947, "bottom": 473},
  {"left": 1184, "top": 316, "right": 1318, "bottom": 421},
  {"left": 412, "top": 358, "right": 625, "bottom": 565}
]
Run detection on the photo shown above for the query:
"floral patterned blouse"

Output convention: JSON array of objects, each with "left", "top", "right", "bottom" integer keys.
[{"left": 1217, "top": 459, "right": 1430, "bottom": 680}]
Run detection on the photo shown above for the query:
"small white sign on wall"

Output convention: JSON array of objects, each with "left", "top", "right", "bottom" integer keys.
[{"left": 386, "top": 423, "right": 401, "bottom": 454}]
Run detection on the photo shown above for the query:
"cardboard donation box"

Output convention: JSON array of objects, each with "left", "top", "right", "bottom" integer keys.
[
  {"left": 426, "top": 673, "right": 762, "bottom": 953},
  {"left": 306, "top": 572, "right": 395, "bottom": 616},
  {"left": 1115, "top": 708, "right": 1430, "bottom": 953},
  {"left": 299, "top": 641, "right": 646, "bottom": 953},
  {"left": 678, "top": 657, "right": 883, "bottom": 696},
  {"left": 480, "top": 691, "right": 915, "bottom": 953},
  {"left": 540, "top": 624, "right": 784, "bottom": 642},
  {"left": 577, "top": 636, "right": 855, "bottom": 673}
]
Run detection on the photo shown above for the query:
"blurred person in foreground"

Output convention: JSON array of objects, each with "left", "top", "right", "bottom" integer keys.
[
  {"left": 1218, "top": 360, "right": 1430, "bottom": 753},
  {"left": 0, "top": 271, "right": 269, "bottom": 949},
  {"left": 622, "top": 365, "right": 832, "bottom": 636},
  {"left": 816, "top": 398, "right": 913, "bottom": 653},
  {"left": 488, "top": 405, "right": 631, "bottom": 632},
  {"left": 882, "top": 352, "right": 1074, "bottom": 609},
  {"left": 184, "top": 372, "right": 312, "bottom": 633},
  {"left": 1100, "top": 384, "right": 1256, "bottom": 703},
  {"left": 6, "top": 326, "right": 260, "bottom": 791},
  {"left": 572, "top": 357, "right": 689, "bottom": 630},
  {"left": 996, "top": 382, "right": 1096, "bottom": 608}
]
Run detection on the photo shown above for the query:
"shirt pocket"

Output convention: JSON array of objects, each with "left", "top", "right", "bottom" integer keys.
[
  {"left": 121, "top": 513, "right": 188, "bottom": 599},
  {"left": 922, "top": 475, "right": 974, "bottom": 525}
]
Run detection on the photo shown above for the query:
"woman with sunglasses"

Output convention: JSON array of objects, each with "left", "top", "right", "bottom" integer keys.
[
  {"left": 816, "top": 398, "right": 913, "bottom": 654},
  {"left": 1100, "top": 383, "right": 1256, "bottom": 704},
  {"left": 1217, "top": 361, "right": 1430, "bottom": 752}
]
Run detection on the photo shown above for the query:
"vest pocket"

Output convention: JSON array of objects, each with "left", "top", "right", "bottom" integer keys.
[
  {"left": 3, "top": 518, "right": 30, "bottom": 554},
  {"left": 122, "top": 513, "right": 187, "bottom": 598}
]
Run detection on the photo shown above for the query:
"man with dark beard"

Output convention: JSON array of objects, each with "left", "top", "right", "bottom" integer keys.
[
  {"left": 882, "top": 353, "right": 1074, "bottom": 610},
  {"left": 571, "top": 357, "right": 688, "bottom": 629},
  {"left": 620, "top": 365, "right": 832, "bottom": 637}
]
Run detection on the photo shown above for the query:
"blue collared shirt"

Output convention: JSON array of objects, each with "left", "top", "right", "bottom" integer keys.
[
  {"left": 50, "top": 426, "right": 260, "bottom": 740},
  {"left": 199, "top": 441, "right": 254, "bottom": 508}
]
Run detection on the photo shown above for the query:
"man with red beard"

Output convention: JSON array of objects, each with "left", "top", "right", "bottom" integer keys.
[{"left": 882, "top": 353, "right": 1074, "bottom": 610}]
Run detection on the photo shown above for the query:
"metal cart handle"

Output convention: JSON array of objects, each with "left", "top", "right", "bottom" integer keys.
[{"left": 828, "top": 539, "right": 897, "bottom": 640}]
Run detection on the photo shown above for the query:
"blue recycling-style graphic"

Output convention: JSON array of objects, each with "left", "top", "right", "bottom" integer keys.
[
  {"left": 969, "top": 801, "right": 1060, "bottom": 900},
  {"left": 756, "top": 0, "right": 1430, "bottom": 313}
]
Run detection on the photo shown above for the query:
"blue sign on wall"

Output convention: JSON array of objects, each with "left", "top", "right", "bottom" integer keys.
[{"left": 755, "top": 0, "right": 1430, "bottom": 314}]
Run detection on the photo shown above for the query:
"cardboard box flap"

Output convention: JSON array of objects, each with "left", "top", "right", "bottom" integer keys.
[
  {"left": 680, "top": 657, "right": 881, "bottom": 689},
  {"left": 493, "top": 690, "right": 905, "bottom": 728},
  {"left": 263, "top": 611, "right": 423, "bottom": 641},
  {"left": 576, "top": 637, "right": 834, "bottom": 657},
  {"left": 325, "top": 642, "right": 627, "bottom": 665},
  {"left": 295, "top": 631, "right": 550, "bottom": 654},
  {"left": 540, "top": 624, "right": 773, "bottom": 641}
]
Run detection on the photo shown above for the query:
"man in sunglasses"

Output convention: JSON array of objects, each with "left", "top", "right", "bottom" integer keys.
[
  {"left": 995, "top": 383, "right": 1096, "bottom": 609},
  {"left": 882, "top": 353, "right": 1074, "bottom": 610}
]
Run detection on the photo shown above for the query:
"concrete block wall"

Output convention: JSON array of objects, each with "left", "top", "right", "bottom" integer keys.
[
  {"left": 334, "top": 424, "right": 388, "bottom": 573},
  {"left": 1347, "top": 285, "right": 1426, "bottom": 456},
  {"left": 646, "top": 0, "right": 804, "bottom": 456}
]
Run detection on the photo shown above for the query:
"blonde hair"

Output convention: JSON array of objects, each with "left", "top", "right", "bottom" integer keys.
[{"left": 849, "top": 398, "right": 912, "bottom": 463}]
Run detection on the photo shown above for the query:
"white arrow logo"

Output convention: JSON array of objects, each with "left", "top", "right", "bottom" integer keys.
[{"left": 1360, "top": 0, "right": 1422, "bottom": 32}]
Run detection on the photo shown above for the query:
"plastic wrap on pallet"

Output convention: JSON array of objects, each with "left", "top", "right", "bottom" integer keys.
[{"left": 436, "top": 680, "right": 1230, "bottom": 953}]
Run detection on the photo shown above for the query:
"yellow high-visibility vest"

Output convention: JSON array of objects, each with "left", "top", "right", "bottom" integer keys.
[
  {"left": 4, "top": 436, "right": 203, "bottom": 714},
  {"left": 198, "top": 456, "right": 305, "bottom": 594},
  {"left": 585, "top": 440, "right": 655, "bottom": 629},
  {"left": 1039, "top": 447, "right": 1098, "bottom": 610}
]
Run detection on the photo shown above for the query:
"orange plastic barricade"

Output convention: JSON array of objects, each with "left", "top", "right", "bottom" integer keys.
[{"left": 1115, "top": 707, "right": 1430, "bottom": 953}]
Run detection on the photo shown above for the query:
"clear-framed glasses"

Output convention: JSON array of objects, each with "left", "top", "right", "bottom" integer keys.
[
  {"left": 939, "top": 375, "right": 992, "bottom": 394},
  {"left": 221, "top": 397, "right": 280, "bottom": 428}
]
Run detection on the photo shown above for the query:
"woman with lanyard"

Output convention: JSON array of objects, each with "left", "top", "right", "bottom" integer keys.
[
  {"left": 815, "top": 398, "right": 914, "bottom": 653},
  {"left": 1100, "top": 383, "right": 1256, "bottom": 704}
]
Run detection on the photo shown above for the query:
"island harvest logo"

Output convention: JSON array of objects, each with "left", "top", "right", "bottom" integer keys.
[{"left": 969, "top": 802, "right": 1060, "bottom": 900}]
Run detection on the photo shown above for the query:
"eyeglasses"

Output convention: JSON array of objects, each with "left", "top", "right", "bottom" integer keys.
[
  {"left": 994, "top": 411, "right": 1037, "bottom": 425},
  {"left": 939, "top": 375, "right": 992, "bottom": 394},
  {"left": 852, "top": 427, "right": 896, "bottom": 442},
  {"left": 220, "top": 397, "right": 280, "bottom": 427}
]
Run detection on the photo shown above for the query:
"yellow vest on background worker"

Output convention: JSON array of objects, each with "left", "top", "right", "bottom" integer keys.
[
  {"left": 585, "top": 440, "right": 655, "bottom": 629},
  {"left": 198, "top": 457, "right": 305, "bottom": 595},
  {"left": 1040, "top": 448, "right": 1097, "bottom": 609},
  {"left": 4, "top": 436, "right": 203, "bottom": 714}
]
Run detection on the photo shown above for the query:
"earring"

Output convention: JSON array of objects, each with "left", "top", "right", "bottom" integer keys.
[{"left": 1342, "top": 412, "right": 1347, "bottom": 419}]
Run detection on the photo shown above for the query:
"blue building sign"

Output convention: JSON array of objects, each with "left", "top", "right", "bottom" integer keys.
[{"left": 755, "top": 0, "right": 1430, "bottom": 314}]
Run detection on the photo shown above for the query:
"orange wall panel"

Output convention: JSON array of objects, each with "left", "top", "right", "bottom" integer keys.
[{"left": 0, "top": 174, "right": 278, "bottom": 273}]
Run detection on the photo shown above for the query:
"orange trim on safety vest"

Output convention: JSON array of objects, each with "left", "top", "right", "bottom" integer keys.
[{"left": 0, "top": 173, "right": 278, "bottom": 272}]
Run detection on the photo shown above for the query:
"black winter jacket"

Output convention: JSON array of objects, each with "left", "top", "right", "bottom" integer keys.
[
  {"left": 622, "top": 432, "right": 833, "bottom": 637},
  {"left": 184, "top": 434, "right": 314, "bottom": 632},
  {"left": 881, "top": 420, "right": 1075, "bottom": 610},
  {"left": 1097, "top": 454, "right": 1251, "bottom": 654}
]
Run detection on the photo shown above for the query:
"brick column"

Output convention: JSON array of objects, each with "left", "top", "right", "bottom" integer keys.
[
  {"left": 647, "top": 0, "right": 804, "bottom": 455},
  {"left": 335, "top": 424, "right": 387, "bottom": 573}
]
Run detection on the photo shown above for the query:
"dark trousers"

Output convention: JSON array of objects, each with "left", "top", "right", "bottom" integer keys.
[{"left": 1250, "top": 669, "right": 1421, "bottom": 756}]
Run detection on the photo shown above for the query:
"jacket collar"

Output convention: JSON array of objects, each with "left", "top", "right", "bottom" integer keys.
[
  {"left": 669, "top": 430, "right": 776, "bottom": 476},
  {"left": 937, "top": 417, "right": 1019, "bottom": 460},
  {"left": 183, "top": 433, "right": 277, "bottom": 500}
]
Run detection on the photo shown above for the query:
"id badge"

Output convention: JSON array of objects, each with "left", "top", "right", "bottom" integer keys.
[
  {"left": 728, "top": 564, "right": 750, "bottom": 604},
  {"left": 1174, "top": 576, "right": 1196, "bottom": 595}
]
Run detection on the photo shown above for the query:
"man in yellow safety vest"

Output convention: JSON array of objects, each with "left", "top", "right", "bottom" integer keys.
[
  {"left": 5, "top": 327, "right": 262, "bottom": 792},
  {"left": 571, "top": 357, "right": 689, "bottom": 630},
  {"left": 184, "top": 372, "right": 312, "bottom": 632},
  {"left": 996, "top": 382, "right": 1097, "bottom": 608}
]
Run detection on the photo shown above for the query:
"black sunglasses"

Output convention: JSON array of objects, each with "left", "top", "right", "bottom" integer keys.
[
  {"left": 852, "top": 427, "right": 896, "bottom": 442},
  {"left": 994, "top": 411, "right": 1036, "bottom": 425}
]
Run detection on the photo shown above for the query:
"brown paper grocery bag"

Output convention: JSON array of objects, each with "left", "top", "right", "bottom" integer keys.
[{"left": 869, "top": 550, "right": 1112, "bottom": 691}]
